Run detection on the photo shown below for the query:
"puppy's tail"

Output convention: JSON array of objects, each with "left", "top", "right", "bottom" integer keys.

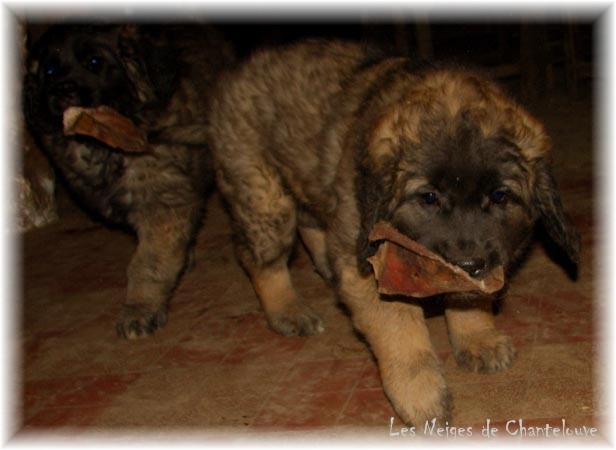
[{"left": 148, "top": 123, "right": 210, "bottom": 147}]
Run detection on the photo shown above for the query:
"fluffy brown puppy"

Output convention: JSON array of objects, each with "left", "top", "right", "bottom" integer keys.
[
  {"left": 24, "top": 24, "right": 234, "bottom": 338},
  {"left": 207, "top": 40, "right": 579, "bottom": 425}
]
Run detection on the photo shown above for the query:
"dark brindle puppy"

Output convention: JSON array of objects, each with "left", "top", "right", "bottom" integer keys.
[
  {"left": 208, "top": 40, "right": 579, "bottom": 425},
  {"left": 24, "top": 24, "right": 234, "bottom": 338}
]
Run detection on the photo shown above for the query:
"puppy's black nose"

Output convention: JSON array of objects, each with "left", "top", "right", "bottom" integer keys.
[
  {"left": 456, "top": 258, "right": 487, "bottom": 278},
  {"left": 57, "top": 81, "right": 78, "bottom": 95}
]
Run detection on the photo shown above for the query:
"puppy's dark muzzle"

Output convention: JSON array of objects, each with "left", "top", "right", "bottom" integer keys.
[
  {"left": 48, "top": 81, "right": 93, "bottom": 116},
  {"left": 56, "top": 80, "right": 79, "bottom": 96}
]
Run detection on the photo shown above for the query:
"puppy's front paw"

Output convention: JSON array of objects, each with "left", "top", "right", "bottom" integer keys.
[
  {"left": 452, "top": 330, "right": 515, "bottom": 373},
  {"left": 116, "top": 303, "right": 168, "bottom": 339},
  {"left": 382, "top": 353, "right": 452, "bottom": 427},
  {"left": 266, "top": 302, "right": 324, "bottom": 337}
]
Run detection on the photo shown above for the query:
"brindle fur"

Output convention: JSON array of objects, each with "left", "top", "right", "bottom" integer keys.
[
  {"left": 209, "top": 39, "right": 579, "bottom": 425},
  {"left": 24, "top": 24, "right": 234, "bottom": 338}
]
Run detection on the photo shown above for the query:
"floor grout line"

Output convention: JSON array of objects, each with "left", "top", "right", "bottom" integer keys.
[{"left": 333, "top": 358, "right": 374, "bottom": 426}]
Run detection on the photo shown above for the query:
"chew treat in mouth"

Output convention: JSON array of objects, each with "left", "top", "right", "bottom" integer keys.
[
  {"left": 368, "top": 222, "right": 505, "bottom": 297},
  {"left": 63, "top": 106, "right": 149, "bottom": 153}
]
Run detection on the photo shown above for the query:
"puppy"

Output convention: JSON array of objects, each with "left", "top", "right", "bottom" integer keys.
[
  {"left": 207, "top": 40, "right": 580, "bottom": 425},
  {"left": 24, "top": 24, "right": 234, "bottom": 338}
]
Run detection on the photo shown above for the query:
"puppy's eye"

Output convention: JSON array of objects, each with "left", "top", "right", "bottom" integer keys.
[
  {"left": 490, "top": 189, "right": 509, "bottom": 205},
  {"left": 420, "top": 192, "right": 439, "bottom": 206},
  {"left": 44, "top": 63, "right": 58, "bottom": 76},
  {"left": 86, "top": 56, "right": 104, "bottom": 73}
]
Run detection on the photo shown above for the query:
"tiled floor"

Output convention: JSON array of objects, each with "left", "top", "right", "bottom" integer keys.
[{"left": 15, "top": 92, "right": 603, "bottom": 443}]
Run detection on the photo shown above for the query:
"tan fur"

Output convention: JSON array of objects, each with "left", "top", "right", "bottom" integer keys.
[
  {"left": 298, "top": 225, "right": 333, "bottom": 282},
  {"left": 445, "top": 300, "right": 515, "bottom": 373},
  {"left": 336, "top": 260, "right": 451, "bottom": 424},
  {"left": 252, "top": 264, "right": 324, "bottom": 336}
]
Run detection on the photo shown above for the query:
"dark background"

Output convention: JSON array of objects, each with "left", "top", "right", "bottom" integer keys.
[
  {"left": 231, "top": 22, "right": 593, "bottom": 99},
  {"left": 25, "top": 20, "right": 593, "bottom": 102}
]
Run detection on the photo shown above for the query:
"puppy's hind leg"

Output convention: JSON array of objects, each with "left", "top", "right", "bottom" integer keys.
[
  {"left": 250, "top": 261, "right": 324, "bottom": 337},
  {"left": 298, "top": 212, "right": 334, "bottom": 283},
  {"left": 220, "top": 166, "right": 324, "bottom": 337}
]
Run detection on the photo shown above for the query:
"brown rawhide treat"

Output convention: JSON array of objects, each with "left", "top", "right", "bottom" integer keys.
[
  {"left": 368, "top": 222, "right": 505, "bottom": 297},
  {"left": 63, "top": 106, "right": 149, "bottom": 153}
]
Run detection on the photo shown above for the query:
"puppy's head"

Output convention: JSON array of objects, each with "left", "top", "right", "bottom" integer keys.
[
  {"left": 24, "top": 24, "right": 176, "bottom": 132},
  {"left": 355, "top": 66, "right": 580, "bottom": 284}
]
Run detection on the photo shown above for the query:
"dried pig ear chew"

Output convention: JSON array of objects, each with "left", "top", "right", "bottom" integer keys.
[
  {"left": 367, "top": 222, "right": 505, "bottom": 297},
  {"left": 63, "top": 106, "right": 149, "bottom": 153}
]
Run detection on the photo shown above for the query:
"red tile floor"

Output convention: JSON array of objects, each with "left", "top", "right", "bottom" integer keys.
[{"left": 15, "top": 92, "right": 605, "bottom": 443}]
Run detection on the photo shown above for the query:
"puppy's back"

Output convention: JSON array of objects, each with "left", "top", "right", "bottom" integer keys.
[{"left": 208, "top": 40, "right": 367, "bottom": 201}]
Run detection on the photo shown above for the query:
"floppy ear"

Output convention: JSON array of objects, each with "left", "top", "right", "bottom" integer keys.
[
  {"left": 23, "top": 67, "right": 49, "bottom": 133},
  {"left": 354, "top": 136, "right": 399, "bottom": 276},
  {"left": 534, "top": 159, "right": 581, "bottom": 268},
  {"left": 117, "top": 25, "right": 178, "bottom": 107},
  {"left": 351, "top": 93, "right": 407, "bottom": 275},
  {"left": 355, "top": 165, "right": 387, "bottom": 275}
]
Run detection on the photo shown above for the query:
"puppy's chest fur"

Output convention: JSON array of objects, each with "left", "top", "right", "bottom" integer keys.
[
  {"left": 44, "top": 78, "right": 205, "bottom": 223},
  {"left": 41, "top": 131, "right": 128, "bottom": 219}
]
